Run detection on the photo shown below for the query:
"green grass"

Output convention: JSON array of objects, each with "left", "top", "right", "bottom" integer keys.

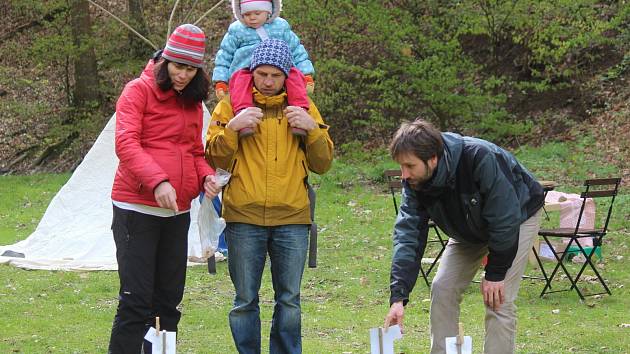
[
  {"left": 1, "top": 137, "right": 629, "bottom": 353},
  {"left": 513, "top": 135, "right": 622, "bottom": 187},
  {"left": 0, "top": 174, "right": 71, "bottom": 245}
]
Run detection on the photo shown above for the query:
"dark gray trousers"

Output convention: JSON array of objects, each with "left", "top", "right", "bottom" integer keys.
[{"left": 108, "top": 205, "right": 189, "bottom": 354}]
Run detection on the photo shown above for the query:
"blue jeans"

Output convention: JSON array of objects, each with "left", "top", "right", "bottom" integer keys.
[{"left": 226, "top": 223, "right": 309, "bottom": 354}]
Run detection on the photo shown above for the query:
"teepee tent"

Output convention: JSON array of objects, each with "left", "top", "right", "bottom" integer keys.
[{"left": 0, "top": 105, "right": 216, "bottom": 271}]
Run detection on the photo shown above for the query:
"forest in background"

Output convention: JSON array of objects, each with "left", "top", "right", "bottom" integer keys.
[{"left": 0, "top": 0, "right": 628, "bottom": 175}]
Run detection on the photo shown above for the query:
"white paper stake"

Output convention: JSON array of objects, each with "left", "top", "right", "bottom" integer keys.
[
  {"left": 369, "top": 325, "right": 402, "bottom": 354},
  {"left": 445, "top": 322, "right": 472, "bottom": 354},
  {"left": 144, "top": 317, "right": 176, "bottom": 354}
]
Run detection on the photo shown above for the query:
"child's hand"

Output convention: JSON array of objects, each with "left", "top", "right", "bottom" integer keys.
[
  {"left": 215, "top": 81, "right": 228, "bottom": 99},
  {"left": 305, "top": 75, "right": 315, "bottom": 94}
]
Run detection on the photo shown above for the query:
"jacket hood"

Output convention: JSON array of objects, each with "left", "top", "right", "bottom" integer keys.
[
  {"left": 416, "top": 132, "right": 463, "bottom": 194},
  {"left": 140, "top": 59, "right": 176, "bottom": 102},
  {"left": 232, "top": 0, "right": 282, "bottom": 24}
]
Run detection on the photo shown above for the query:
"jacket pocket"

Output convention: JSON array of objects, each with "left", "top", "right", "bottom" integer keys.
[
  {"left": 224, "top": 158, "right": 237, "bottom": 195},
  {"left": 118, "top": 167, "right": 146, "bottom": 196},
  {"left": 463, "top": 193, "right": 485, "bottom": 235},
  {"left": 228, "top": 158, "right": 238, "bottom": 175},
  {"left": 224, "top": 158, "right": 248, "bottom": 207},
  {"left": 137, "top": 182, "right": 155, "bottom": 199}
]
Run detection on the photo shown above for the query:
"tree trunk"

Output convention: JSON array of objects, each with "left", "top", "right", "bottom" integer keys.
[
  {"left": 70, "top": 0, "right": 100, "bottom": 109},
  {"left": 128, "top": 0, "right": 151, "bottom": 58}
]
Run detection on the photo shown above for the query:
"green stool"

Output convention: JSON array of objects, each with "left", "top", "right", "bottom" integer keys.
[{"left": 565, "top": 245, "right": 602, "bottom": 261}]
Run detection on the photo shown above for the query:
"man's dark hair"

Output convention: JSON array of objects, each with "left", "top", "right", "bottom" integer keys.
[
  {"left": 389, "top": 118, "right": 444, "bottom": 163},
  {"left": 153, "top": 56, "right": 210, "bottom": 105}
]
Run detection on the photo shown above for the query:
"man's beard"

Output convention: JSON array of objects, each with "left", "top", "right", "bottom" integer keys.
[{"left": 406, "top": 167, "right": 434, "bottom": 189}]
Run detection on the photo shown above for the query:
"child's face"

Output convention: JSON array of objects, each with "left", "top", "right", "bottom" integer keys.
[{"left": 242, "top": 11, "right": 269, "bottom": 29}]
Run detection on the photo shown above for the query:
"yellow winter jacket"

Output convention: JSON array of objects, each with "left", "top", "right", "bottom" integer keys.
[{"left": 205, "top": 89, "right": 334, "bottom": 226}]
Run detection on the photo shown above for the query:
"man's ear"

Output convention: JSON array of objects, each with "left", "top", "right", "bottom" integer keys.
[{"left": 428, "top": 155, "right": 438, "bottom": 169}]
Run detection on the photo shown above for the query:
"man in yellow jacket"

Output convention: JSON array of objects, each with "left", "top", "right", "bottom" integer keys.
[{"left": 206, "top": 38, "right": 333, "bottom": 354}]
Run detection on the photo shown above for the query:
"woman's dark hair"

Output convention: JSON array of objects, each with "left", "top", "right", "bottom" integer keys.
[
  {"left": 153, "top": 53, "right": 210, "bottom": 105},
  {"left": 389, "top": 118, "right": 444, "bottom": 163}
]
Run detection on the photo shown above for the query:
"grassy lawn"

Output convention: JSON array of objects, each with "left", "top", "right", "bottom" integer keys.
[
  {"left": 0, "top": 174, "right": 71, "bottom": 246},
  {"left": 1, "top": 138, "right": 628, "bottom": 353}
]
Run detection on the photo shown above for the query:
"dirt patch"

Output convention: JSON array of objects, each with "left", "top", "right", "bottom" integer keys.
[
  {"left": 584, "top": 76, "right": 630, "bottom": 186},
  {"left": 459, "top": 32, "right": 624, "bottom": 136},
  {"left": 507, "top": 86, "right": 589, "bottom": 121}
]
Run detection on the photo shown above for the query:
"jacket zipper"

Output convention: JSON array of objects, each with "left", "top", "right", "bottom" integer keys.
[{"left": 178, "top": 104, "right": 186, "bottom": 209}]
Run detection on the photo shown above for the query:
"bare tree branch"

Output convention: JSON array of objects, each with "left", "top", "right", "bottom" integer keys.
[
  {"left": 87, "top": 0, "right": 157, "bottom": 50},
  {"left": 182, "top": 0, "right": 201, "bottom": 24},
  {"left": 194, "top": 0, "right": 225, "bottom": 26},
  {"left": 167, "top": 0, "right": 181, "bottom": 42}
]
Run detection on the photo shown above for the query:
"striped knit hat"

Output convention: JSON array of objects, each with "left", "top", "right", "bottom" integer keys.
[
  {"left": 240, "top": 0, "right": 272, "bottom": 14},
  {"left": 250, "top": 39, "right": 293, "bottom": 76},
  {"left": 161, "top": 24, "right": 205, "bottom": 68}
]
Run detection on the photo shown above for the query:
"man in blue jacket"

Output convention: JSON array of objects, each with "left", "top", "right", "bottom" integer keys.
[{"left": 383, "top": 119, "right": 544, "bottom": 354}]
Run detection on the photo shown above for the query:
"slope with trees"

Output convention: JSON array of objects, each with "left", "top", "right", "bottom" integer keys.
[{"left": 0, "top": 0, "right": 627, "bottom": 180}]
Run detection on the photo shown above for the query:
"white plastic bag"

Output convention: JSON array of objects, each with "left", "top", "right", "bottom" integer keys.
[{"left": 197, "top": 168, "right": 231, "bottom": 258}]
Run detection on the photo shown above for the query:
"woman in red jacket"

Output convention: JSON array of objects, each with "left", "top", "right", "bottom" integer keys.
[{"left": 108, "top": 24, "right": 220, "bottom": 353}]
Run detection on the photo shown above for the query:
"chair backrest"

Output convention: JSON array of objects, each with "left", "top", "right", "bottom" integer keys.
[
  {"left": 577, "top": 178, "right": 622, "bottom": 234},
  {"left": 384, "top": 169, "right": 402, "bottom": 215}
]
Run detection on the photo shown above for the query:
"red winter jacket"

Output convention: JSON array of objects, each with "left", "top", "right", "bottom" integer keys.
[{"left": 111, "top": 60, "right": 214, "bottom": 211}]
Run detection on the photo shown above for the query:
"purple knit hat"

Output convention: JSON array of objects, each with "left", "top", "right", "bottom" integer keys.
[{"left": 249, "top": 39, "right": 293, "bottom": 76}]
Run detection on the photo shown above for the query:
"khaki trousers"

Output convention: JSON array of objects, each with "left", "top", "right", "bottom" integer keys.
[{"left": 429, "top": 210, "right": 542, "bottom": 354}]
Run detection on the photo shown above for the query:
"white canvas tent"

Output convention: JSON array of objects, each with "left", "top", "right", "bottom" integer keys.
[{"left": 0, "top": 105, "right": 217, "bottom": 271}]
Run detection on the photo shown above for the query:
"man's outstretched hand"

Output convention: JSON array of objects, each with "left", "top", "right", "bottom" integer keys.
[{"left": 384, "top": 301, "right": 405, "bottom": 333}]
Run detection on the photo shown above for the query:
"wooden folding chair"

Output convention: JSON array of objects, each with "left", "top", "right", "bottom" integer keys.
[
  {"left": 384, "top": 169, "right": 447, "bottom": 287},
  {"left": 538, "top": 178, "right": 621, "bottom": 300}
]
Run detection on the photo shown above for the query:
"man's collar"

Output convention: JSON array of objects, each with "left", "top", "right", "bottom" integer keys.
[{"left": 252, "top": 87, "right": 287, "bottom": 106}]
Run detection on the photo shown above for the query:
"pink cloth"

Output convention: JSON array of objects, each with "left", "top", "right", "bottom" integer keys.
[
  {"left": 545, "top": 191, "right": 596, "bottom": 246},
  {"left": 228, "top": 67, "right": 309, "bottom": 114}
]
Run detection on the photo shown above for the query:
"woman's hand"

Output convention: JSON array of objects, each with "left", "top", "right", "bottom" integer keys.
[
  {"left": 204, "top": 174, "right": 221, "bottom": 199},
  {"left": 154, "top": 181, "right": 178, "bottom": 212}
]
